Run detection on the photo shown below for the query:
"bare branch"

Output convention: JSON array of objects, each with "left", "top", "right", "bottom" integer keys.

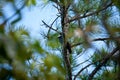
[
  {"left": 92, "top": 37, "right": 120, "bottom": 43},
  {"left": 53, "top": 4, "right": 61, "bottom": 14},
  {"left": 1, "top": 2, "right": 25, "bottom": 25},
  {"left": 42, "top": 20, "right": 61, "bottom": 34},
  {"left": 72, "top": 55, "right": 93, "bottom": 68},
  {"left": 74, "top": 62, "right": 94, "bottom": 80},
  {"left": 71, "top": 37, "right": 120, "bottom": 48},
  {"left": 47, "top": 16, "right": 60, "bottom": 37},
  {"left": 68, "top": 2, "right": 112, "bottom": 23},
  {"left": 39, "top": 31, "right": 48, "bottom": 39},
  {"left": 71, "top": 42, "right": 83, "bottom": 48},
  {"left": 51, "top": 16, "right": 60, "bottom": 26}
]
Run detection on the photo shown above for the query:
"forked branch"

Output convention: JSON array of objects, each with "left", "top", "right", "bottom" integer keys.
[
  {"left": 88, "top": 47, "right": 119, "bottom": 80},
  {"left": 42, "top": 20, "right": 61, "bottom": 34}
]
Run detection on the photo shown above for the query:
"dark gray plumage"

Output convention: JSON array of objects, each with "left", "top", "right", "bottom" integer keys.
[{"left": 58, "top": 35, "right": 72, "bottom": 54}]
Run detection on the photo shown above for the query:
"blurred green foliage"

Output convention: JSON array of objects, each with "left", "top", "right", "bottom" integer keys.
[
  {"left": 26, "top": 0, "right": 37, "bottom": 6},
  {"left": 0, "top": 28, "right": 32, "bottom": 80}
]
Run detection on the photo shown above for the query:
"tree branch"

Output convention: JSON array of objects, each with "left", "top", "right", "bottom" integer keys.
[
  {"left": 73, "top": 56, "right": 103, "bottom": 80},
  {"left": 47, "top": 16, "right": 60, "bottom": 37},
  {"left": 74, "top": 62, "right": 95, "bottom": 80},
  {"left": 71, "top": 37, "right": 120, "bottom": 48},
  {"left": 1, "top": 2, "right": 25, "bottom": 25},
  {"left": 72, "top": 55, "right": 93, "bottom": 68},
  {"left": 68, "top": 2, "right": 112, "bottom": 23},
  {"left": 88, "top": 47, "right": 119, "bottom": 80},
  {"left": 74, "top": 47, "right": 119, "bottom": 80},
  {"left": 60, "top": 4, "right": 72, "bottom": 80},
  {"left": 42, "top": 20, "right": 61, "bottom": 35}
]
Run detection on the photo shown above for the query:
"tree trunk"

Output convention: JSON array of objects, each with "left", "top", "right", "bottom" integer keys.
[{"left": 61, "top": 5, "right": 72, "bottom": 80}]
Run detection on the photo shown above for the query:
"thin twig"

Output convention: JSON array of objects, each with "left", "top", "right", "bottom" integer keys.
[
  {"left": 72, "top": 55, "right": 93, "bottom": 68},
  {"left": 71, "top": 42, "right": 83, "bottom": 48},
  {"left": 42, "top": 20, "right": 61, "bottom": 34},
  {"left": 51, "top": 16, "right": 60, "bottom": 26},
  {"left": 47, "top": 16, "right": 60, "bottom": 37},
  {"left": 53, "top": 4, "right": 61, "bottom": 14},
  {"left": 1, "top": 2, "right": 25, "bottom": 25},
  {"left": 71, "top": 37, "right": 120, "bottom": 48},
  {"left": 74, "top": 62, "right": 94, "bottom": 80}
]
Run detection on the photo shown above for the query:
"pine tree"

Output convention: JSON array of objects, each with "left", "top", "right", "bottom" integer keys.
[{"left": 0, "top": 0, "right": 120, "bottom": 80}]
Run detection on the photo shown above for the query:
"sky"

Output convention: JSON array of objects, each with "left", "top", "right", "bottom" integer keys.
[
  {"left": 2, "top": 1, "right": 58, "bottom": 39},
  {"left": 16, "top": 2, "right": 58, "bottom": 39}
]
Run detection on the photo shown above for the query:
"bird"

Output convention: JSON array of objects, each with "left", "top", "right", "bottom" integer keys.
[{"left": 58, "top": 35, "right": 72, "bottom": 54}]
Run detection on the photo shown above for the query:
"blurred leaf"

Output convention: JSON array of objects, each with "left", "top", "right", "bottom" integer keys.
[
  {"left": 43, "top": 54, "right": 65, "bottom": 73},
  {"left": 0, "top": 68, "right": 12, "bottom": 80},
  {"left": 110, "top": 27, "right": 120, "bottom": 33},
  {"left": 96, "top": 70, "right": 117, "bottom": 80},
  {"left": 26, "top": 0, "right": 37, "bottom": 6},
  {"left": 112, "top": 0, "right": 120, "bottom": 9},
  {"left": 32, "top": 40, "right": 45, "bottom": 53},
  {"left": 39, "top": 54, "right": 65, "bottom": 80},
  {"left": 32, "top": 0, "right": 36, "bottom": 5},
  {"left": 85, "top": 17, "right": 99, "bottom": 32},
  {"left": 15, "top": 28, "right": 29, "bottom": 37},
  {"left": 0, "top": 25, "right": 4, "bottom": 33},
  {"left": 47, "top": 33, "right": 60, "bottom": 48}
]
